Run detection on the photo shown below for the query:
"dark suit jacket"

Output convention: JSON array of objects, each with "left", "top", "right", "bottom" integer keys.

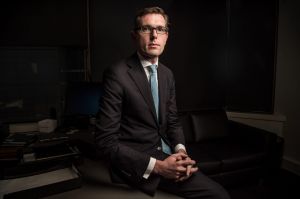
[{"left": 95, "top": 53, "right": 185, "bottom": 195}]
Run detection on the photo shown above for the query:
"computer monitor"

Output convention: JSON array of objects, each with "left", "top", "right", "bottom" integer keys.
[{"left": 63, "top": 82, "right": 103, "bottom": 128}]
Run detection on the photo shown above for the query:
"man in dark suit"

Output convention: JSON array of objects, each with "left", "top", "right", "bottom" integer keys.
[{"left": 95, "top": 6, "right": 230, "bottom": 199}]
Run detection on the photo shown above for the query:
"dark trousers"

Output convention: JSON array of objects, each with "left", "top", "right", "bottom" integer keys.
[{"left": 158, "top": 171, "right": 231, "bottom": 199}]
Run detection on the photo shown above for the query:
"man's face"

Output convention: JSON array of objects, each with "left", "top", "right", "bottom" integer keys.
[{"left": 133, "top": 14, "right": 169, "bottom": 60}]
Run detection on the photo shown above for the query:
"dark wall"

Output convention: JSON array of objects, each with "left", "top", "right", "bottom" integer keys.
[
  {"left": 164, "top": 0, "right": 228, "bottom": 111},
  {"left": 226, "top": 0, "right": 277, "bottom": 112},
  {"left": 0, "top": 0, "right": 278, "bottom": 119},
  {"left": 92, "top": 0, "right": 277, "bottom": 113},
  {"left": 0, "top": 0, "right": 87, "bottom": 47}
]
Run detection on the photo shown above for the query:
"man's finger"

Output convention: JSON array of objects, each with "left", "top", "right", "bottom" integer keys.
[
  {"left": 190, "top": 166, "right": 199, "bottom": 174},
  {"left": 176, "top": 165, "right": 187, "bottom": 173},
  {"left": 186, "top": 165, "right": 192, "bottom": 176},
  {"left": 175, "top": 155, "right": 183, "bottom": 161},
  {"left": 180, "top": 159, "right": 196, "bottom": 167},
  {"left": 173, "top": 152, "right": 188, "bottom": 159}
]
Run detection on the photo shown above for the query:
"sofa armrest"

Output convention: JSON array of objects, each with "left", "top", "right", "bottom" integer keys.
[
  {"left": 228, "top": 120, "right": 284, "bottom": 169},
  {"left": 228, "top": 120, "right": 278, "bottom": 150}
]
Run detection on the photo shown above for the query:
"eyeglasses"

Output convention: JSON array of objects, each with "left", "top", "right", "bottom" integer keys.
[{"left": 136, "top": 25, "right": 169, "bottom": 35}]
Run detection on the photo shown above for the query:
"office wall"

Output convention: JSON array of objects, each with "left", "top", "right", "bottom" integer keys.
[
  {"left": 0, "top": 0, "right": 87, "bottom": 47},
  {"left": 275, "top": 0, "right": 300, "bottom": 175},
  {"left": 91, "top": 0, "right": 277, "bottom": 113}
]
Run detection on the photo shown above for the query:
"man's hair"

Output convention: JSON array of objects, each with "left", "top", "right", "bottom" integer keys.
[{"left": 134, "top": 7, "right": 169, "bottom": 30}]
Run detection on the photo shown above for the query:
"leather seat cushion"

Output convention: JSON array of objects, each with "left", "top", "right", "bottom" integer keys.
[
  {"left": 196, "top": 137, "right": 267, "bottom": 172},
  {"left": 186, "top": 143, "right": 222, "bottom": 175}
]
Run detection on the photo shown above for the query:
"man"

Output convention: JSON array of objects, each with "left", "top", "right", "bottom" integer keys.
[{"left": 95, "top": 6, "right": 230, "bottom": 199}]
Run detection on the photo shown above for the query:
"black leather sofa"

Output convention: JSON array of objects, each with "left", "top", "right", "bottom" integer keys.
[
  {"left": 179, "top": 109, "right": 283, "bottom": 187},
  {"left": 67, "top": 108, "right": 284, "bottom": 198}
]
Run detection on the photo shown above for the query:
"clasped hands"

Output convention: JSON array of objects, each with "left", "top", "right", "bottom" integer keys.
[{"left": 153, "top": 151, "right": 198, "bottom": 182}]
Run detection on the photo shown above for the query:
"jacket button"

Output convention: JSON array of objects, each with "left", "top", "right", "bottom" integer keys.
[{"left": 157, "top": 146, "right": 162, "bottom": 151}]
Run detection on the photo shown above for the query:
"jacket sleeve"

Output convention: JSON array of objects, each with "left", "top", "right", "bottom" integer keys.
[{"left": 95, "top": 67, "right": 150, "bottom": 181}]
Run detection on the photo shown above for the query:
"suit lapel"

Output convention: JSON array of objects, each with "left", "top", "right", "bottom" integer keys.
[{"left": 127, "top": 54, "right": 158, "bottom": 123}]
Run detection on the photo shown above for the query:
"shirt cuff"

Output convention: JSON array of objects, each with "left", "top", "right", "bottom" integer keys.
[
  {"left": 143, "top": 157, "right": 156, "bottom": 179},
  {"left": 175, "top": 144, "right": 186, "bottom": 153}
]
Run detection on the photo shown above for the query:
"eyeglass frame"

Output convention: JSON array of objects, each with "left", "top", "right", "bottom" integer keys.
[{"left": 135, "top": 25, "right": 169, "bottom": 35}]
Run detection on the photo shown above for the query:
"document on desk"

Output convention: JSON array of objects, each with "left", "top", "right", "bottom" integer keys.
[{"left": 0, "top": 166, "right": 81, "bottom": 198}]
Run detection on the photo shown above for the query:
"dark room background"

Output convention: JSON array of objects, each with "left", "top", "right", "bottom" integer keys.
[{"left": 0, "top": 0, "right": 278, "bottom": 124}]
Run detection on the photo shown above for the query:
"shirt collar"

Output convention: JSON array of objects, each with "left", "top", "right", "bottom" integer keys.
[{"left": 137, "top": 52, "right": 158, "bottom": 69}]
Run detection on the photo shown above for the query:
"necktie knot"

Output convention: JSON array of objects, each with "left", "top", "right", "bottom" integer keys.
[{"left": 149, "top": 65, "right": 157, "bottom": 74}]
